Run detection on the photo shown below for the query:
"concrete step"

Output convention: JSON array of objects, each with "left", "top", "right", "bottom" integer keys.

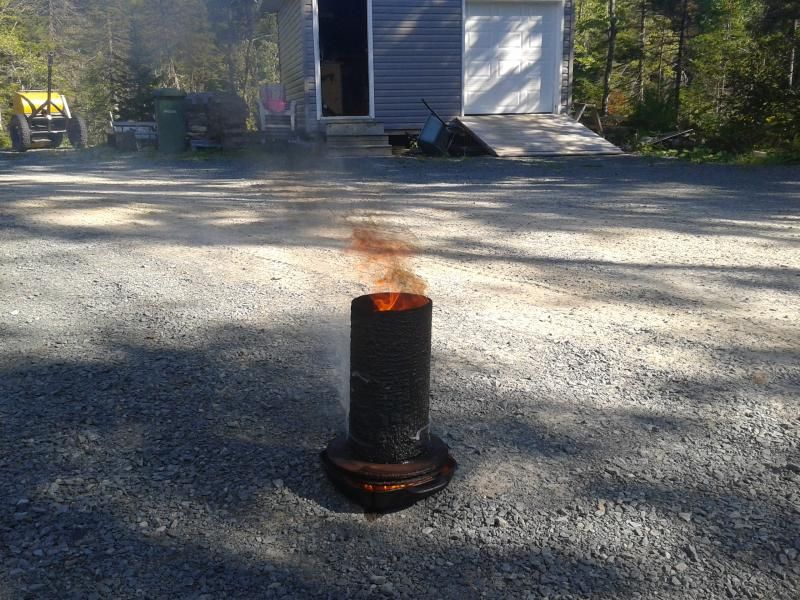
[
  {"left": 326, "top": 135, "right": 390, "bottom": 148},
  {"left": 326, "top": 145, "right": 394, "bottom": 158},
  {"left": 325, "top": 121, "right": 385, "bottom": 136}
]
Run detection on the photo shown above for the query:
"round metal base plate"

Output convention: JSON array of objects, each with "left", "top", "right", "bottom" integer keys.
[{"left": 321, "top": 434, "right": 456, "bottom": 511}]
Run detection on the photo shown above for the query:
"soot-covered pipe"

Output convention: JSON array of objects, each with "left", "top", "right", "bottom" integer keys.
[
  {"left": 321, "top": 292, "right": 456, "bottom": 511},
  {"left": 348, "top": 293, "right": 432, "bottom": 463}
]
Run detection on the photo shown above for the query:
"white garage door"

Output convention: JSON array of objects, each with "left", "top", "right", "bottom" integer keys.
[{"left": 464, "top": 1, "right": 561, "bottom": 115}]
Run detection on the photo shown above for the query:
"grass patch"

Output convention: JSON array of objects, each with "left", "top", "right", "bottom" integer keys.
[{"left": 637, "top": 146, "right": 800, "bottom": 165}]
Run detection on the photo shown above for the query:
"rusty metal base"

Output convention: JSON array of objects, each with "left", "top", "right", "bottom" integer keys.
[{"left": 321, "top": 434, "right": 456, "bottom": 512}]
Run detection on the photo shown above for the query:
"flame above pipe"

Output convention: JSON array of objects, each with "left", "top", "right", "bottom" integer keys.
[{"left": 349, "top": 225, "right": 427, "bottom": 311}]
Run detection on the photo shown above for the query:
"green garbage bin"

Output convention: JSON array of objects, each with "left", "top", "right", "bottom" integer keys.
[{"left": 153, "top": 88, "right": 186, "bottom": 153}]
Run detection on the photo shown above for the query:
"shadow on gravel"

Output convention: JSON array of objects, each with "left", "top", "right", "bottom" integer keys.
[
  {"left": 582, "top": 476, "right": 800, "bottom": 592},
  {"left": 1, "top": 318, "right": 668, "bottom": 599},
  {"left": 0, "top": 321, "right": 351, "bottom": 597}
]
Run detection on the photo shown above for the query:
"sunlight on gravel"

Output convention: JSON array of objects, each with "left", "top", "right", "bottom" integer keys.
[{"left": 1, "top": 153, "right": 798, "bottom": 599}]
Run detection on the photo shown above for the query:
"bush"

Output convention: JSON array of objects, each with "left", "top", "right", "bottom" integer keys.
[{"left": 627, "top": 90, "right": 676, "bottom": 132}]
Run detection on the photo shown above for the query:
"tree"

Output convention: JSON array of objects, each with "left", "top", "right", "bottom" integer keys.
[
  {"left": 601, "top": 0, "right": 619, "bottom": 115},
  {"left": 792, "top": 18, "right": 798, "bottom": 86},
  {"left": 0, "top": 1, "right": 47, "bottom": 107},
  {"left": 637, "top": 0, "right": 648, "bottom": 103},
  {"left": 673, "top": 0, "right": 690, "bottom": 122},
  {"left": 573, "top": 0, "right": 611, "bottom": 108},
  {"left": 762, "top": 0, "right": 800, "bottom": 86},
  {"left": 44, "top": 0, "right": 73, "bottom": 42},
  {"left": 204, "top": 0, "right": 279, "bottom": 117}
]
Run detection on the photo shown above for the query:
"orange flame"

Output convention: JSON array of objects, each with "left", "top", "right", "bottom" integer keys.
[
  {"left": 371, "top": 292, "right": 429, "bottom": 312},
  {"left": 349, "top": 226, "right": 427, "bottom": 311}
]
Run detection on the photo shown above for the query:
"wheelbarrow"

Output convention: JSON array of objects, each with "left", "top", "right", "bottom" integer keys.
[{"left": 418, "top": 99, "right": 455, "bottom": 156}]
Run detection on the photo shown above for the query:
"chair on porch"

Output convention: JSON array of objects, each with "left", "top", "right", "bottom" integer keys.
[{"left": 258, "top": 84, "right": 297, "bottom": 142}]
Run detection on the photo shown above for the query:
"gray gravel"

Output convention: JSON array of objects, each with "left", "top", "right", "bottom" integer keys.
[{"left": 1, "top": 149, "right": 799, "bottom": 599}]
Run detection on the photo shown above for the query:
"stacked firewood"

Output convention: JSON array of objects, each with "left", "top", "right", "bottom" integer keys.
[{"left": 185, "top": 92, "right": 249, "bottom": 149}]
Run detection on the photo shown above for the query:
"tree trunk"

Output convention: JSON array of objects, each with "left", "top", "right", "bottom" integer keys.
[
  {"left": 790, "top": 19, "right": 798, "bottom": 88},
  {"left": 638, "top": 0, "right": 647, "bottom": 103},
  {"left": 674, "top": 0, "right": 689, "bottom": 124},
  {"left": 107, "top": 12, "right": 116, "bottom": 110},
  {"left": 243, "top": 39, "right": 254, "bottom": 96},
  {"left": 656, "top": 32, "right": 665, "bottom": 95},
  {"left": 717, "top": 72, "right": 726, "bottom": 117},
  {"left": 48, "top": 0, "right": 56, "bottom": 41},
  {"left": 227, "top": 43, "right": 237, "bottom": 92},
  {"left": 225, "top": 5, "right": 237, "bottom": 93},
  {"left": 601, "top": 0, "right": 618, "bottom": 116}
]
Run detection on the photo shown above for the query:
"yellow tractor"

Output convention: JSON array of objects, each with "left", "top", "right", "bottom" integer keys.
[{"left": 9, "top": 52, "right": 88, "bottom": 152}]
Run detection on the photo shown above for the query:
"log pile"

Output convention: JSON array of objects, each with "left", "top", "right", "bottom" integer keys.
[{"left": 185, "top": 92, "right": 249, "bottom": 150}]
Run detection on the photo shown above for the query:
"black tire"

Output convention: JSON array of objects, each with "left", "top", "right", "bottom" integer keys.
[
  {"left": 49, "top": 132, "right": 65, "bottom": 148},
  {"left": 67, "top": 116, "right": 88, "bottom": 149},
  {"left": 10, "top": 114, "right": 32, "bottom": 152}
]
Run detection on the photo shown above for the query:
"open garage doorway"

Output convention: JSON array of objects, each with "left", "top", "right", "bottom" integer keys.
[{"left": 317, "top": 0, "right": 371, "bottom": 117}]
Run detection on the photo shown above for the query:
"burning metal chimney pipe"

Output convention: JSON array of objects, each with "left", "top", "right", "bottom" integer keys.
[
  {"left": 349, "top": 292, "right": 432, "bottom": 463},
  {"left": 322, "top": 293, "right": 456, "bottom": 511}
]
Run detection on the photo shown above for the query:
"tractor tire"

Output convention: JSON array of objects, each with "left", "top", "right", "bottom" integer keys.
[
  {"left": 10, "top": 114, "right": 32, "bottom": 152},
  {"left": 49, "top": 132, "right": 65, "bottom": 148},
  {"left": 67, "top": 116, "right": 88, "bottom": 149}
]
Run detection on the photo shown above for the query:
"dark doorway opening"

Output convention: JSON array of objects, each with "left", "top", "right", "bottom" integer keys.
[{"left": 318, "top": 0, "right": 370, "bottom": 117}]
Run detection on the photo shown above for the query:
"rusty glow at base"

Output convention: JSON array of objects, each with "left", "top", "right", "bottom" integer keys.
[{"left": 321, "top": 293, "right": 455, "bottom": 511}]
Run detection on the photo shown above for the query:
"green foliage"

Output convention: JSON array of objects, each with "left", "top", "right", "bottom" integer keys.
[
  {"left": 0, "top": 0, "right": 279, "bottom": 145},
  {"left": 573, "top": 0, "right": 800, "bottom": 157},
  {"left": 639, "top": 145, "right": 800, "bottom": 164},
  {"left": 0, "top": 1, "right": 48, "bottom": 109},
  {"left": 627, "top": 89, "right": 675, "bottom": 130}
]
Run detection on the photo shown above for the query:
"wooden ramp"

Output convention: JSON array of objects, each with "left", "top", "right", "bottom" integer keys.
[{"left": 454, "top": 114, "right": 623, "bottom": 157}]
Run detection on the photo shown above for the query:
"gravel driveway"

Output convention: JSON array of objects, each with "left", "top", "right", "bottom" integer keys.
[{"left": 1, "top": 150, "right": 798, "bottom": 599}]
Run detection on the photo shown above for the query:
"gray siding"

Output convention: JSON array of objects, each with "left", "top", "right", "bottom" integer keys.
[
  {"left": 278, "top": 0, "right": 306, "bottom": 131},
  {"left": 301, "top": 0, "right": 318, "bottom": 134},
  {"left": 561, "top": 0, "right": 574, "bottom": 113},
  {"left": 281, "top": 0, "right": 574, "bottom": 133},
  {"left": 372, "top": 0, "right": 463, "bottom": 132}
]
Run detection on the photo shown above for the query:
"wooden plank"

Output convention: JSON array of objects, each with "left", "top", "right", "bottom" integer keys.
[{"left": 454, "top": 114, "right": 623, "bottom": 157}]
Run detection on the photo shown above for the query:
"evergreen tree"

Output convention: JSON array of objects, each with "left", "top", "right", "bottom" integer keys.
[{"left": 762, "top": 0, "right": 800, "bottom": 86}]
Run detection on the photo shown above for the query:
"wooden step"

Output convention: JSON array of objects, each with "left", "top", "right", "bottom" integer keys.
[
  {"left": 326, "top": 145, "right": 394, "bottom": 158},
  {"left": 325, "top": 121, "right": 385, "bottom": 136},
  {"left": 326, "top": 135, "right": 390, "bottom": 148}
]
